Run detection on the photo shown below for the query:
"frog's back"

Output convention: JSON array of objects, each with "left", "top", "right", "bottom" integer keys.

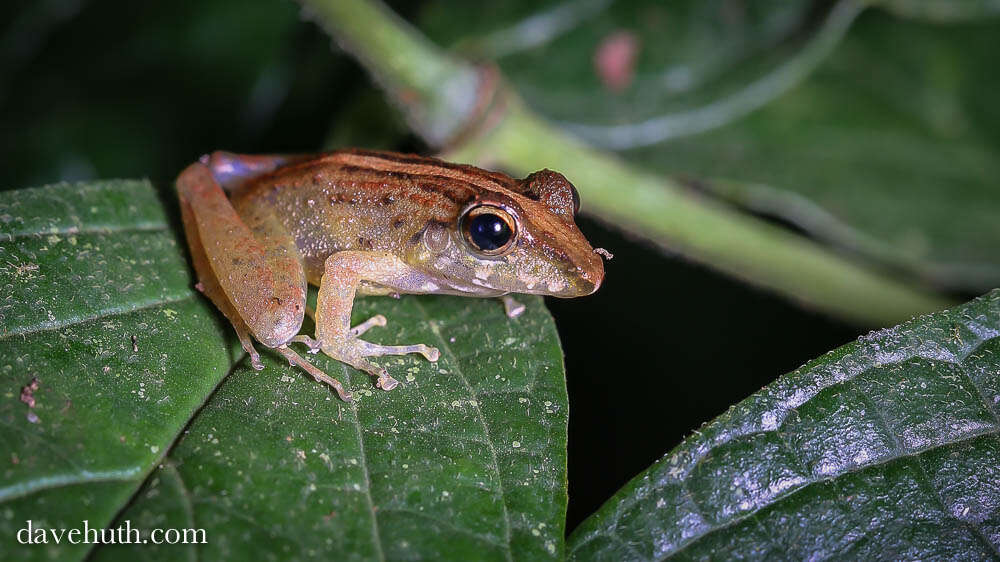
[{"left": 231, "top": 149, "right": 519, "bottom": 283}]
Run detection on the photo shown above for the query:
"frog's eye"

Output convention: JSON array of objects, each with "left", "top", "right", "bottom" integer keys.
[
  {"left": 569, "top": 183, "right": 580, "bottom": 214},
  {"left": 461, "top": 205, "right": 517, "bottom": 255}
]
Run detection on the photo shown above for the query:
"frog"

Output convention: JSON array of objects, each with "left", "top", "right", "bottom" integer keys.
[{"left": 176, "top": 149, "right": 605, "bottom": 402}]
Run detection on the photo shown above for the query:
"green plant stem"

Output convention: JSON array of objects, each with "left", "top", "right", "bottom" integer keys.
[{"left": 297, "top": 0, "right": 956, "bottom": 325}]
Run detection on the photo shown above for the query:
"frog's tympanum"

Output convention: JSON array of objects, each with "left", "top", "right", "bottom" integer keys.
[{"left": 176, "top": 150, "right": 605, "bottom": 401}]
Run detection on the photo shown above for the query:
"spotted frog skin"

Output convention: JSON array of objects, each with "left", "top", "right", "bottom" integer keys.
[{"left": 176, "top": 149, "right": 604, "bottom": 401}]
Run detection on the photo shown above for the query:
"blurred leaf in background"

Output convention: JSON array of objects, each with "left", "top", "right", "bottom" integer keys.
[
  {"left": 0, "top": 0, "right": 401, "bottom": 190},
  {"left": 416, "top": 0, "right": 1000, "bottom": 293}
]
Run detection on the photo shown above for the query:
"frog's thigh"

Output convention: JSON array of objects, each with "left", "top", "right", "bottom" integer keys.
[
  {"left": 177, "top": 161, "right": 306, "bottom": 348},
  {"left": 178, "top": 183, "right": 264, "bottom": 369}
]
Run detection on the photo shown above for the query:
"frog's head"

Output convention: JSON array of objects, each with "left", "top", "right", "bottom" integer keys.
[{"left": 419, "top": 169, "right": 604, "bottom": 298}]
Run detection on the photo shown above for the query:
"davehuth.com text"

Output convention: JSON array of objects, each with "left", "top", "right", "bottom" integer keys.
[{"left": 16, "top": 520, "right": 207, "bottom": 545}]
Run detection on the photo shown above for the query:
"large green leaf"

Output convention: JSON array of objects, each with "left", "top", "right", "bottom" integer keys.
[
  {"left": 416, "top": 1, "right": 1000, "bottom": 292},
  {"left": 568, "top": 289, "right": 1000, "bottom": 559},
  {"left": 0, "top": 180, "right": 569, "bottom": 560}
]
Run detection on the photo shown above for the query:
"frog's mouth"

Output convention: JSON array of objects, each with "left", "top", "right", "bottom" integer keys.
[
  {"left": 367, "top": 273, "right": 507, "bottom": 298},
  {"left": 434, "top": 278, "right": 508, "bottom": 298}
]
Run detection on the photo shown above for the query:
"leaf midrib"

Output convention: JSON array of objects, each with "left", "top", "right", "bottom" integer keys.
[
  {"left": 328, "top": 298, "right": 517, "bottom": 560},
  {"left": 342, "top": 360, "right": 388, "bottom": 562},
  {"left": 0, "top": 222, "right": 168, "bottom": 243},
  {"left": 0, "top": 293, "right": 195, "bottom": 341}
]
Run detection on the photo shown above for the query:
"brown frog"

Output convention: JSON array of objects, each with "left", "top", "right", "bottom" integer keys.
[{"left": 176, "top": 149, "right": 604, "bottom": 401}]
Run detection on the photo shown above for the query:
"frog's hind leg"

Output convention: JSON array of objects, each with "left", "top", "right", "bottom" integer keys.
[
  {"left": 178, "top": 159, "right": 352, "bottom": 398},
  {"left": 178, "top": 169, "right": 265, "bottom": 370},
  {"left": 177, "top": 160, "right": 307, "bottom": 347},
  {"left": 310, "top": 251, "right": 440, "bottom": 391}
]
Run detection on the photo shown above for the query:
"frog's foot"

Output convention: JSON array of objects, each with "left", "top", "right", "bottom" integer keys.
[
  {"left": 234, "top": 325, "right": 265, "bottom": 370},
  {"left": 291, "top": 315, "right": 389, "bottom": 355},
  {"left": 276, "top": 345, "right": 352, "bottom": 402},
  {"left": 320, "top": 335, "right": 439, "bottom": 392},
  {"left": 501, "top": 295, "right": 526, "bottom": 319}
]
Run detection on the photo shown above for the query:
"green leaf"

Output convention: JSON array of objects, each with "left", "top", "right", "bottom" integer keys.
[
  {"left": 0, "top": 180, "right": 569, "bottom": 560},
  {"left": 568, "top": 289, "right": 1000, "bottom": 559}
]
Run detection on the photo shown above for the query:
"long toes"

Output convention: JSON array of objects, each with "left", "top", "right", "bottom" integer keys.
[
  {"left": 291, "top": 335, "right": 321, "bottom": 353},
  {"left": 277, "top": 345, "right": 352, "bottom": 402},
  {"left": 357, "top": 341, "right": 440, "bottom": 362},
  {"left": 350, "top": 314, "right": 388, "bottom": 337}
]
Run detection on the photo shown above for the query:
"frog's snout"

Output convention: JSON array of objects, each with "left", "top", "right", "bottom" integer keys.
[
  {"left": 565, "top": 247, "right": 604, "bottom": 297},
  {"left": 581, "top": 265, "right": 603, "bottom": 295}
]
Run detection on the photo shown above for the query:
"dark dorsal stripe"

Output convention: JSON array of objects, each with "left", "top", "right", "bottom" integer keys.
[
  {"left": 296, "top": 159, "right": 482, "bottom": 209},
  {"left": 329, "top": 149, "right": 525, "bottom": 194}
]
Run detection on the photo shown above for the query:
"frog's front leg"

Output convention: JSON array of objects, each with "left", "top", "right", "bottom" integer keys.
[{"left": 309, "top": 251, "right": 440, "bottom": 391}]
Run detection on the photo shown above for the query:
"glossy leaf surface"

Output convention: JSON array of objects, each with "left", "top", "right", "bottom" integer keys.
[{"left": 569, "top": 290, "right": 1000, "bottom": 559}]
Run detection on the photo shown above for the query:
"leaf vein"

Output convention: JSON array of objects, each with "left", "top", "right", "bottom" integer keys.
[
  {"left": 411, "top": 299, "right": 515, "bottom": 562},
  {"left": 0, "top": 293, "right": 195, "bottom": 341}
]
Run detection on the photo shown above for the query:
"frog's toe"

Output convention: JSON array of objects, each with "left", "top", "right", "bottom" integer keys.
[
  {"left": 358, "top": 340, "right": 439, "bottom": 362},
  {"left": 276, "top": 345, "right": 352, "bottom": 402},
  {"left": 290, "top": 334, "right": 321, "bottom": 353},
  {"left": 501, "top": 295, "right": 526, "bottom": 319},
  {"left": 350, "top": 314, "right": 387, "bottom": 337},
  {"left": 376, "top": 371, "right": 400, "bottom": 391}
]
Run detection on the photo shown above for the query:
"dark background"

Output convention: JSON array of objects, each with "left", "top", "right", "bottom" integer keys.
[{"left": 0, "top": 0, "right": 860, "bottom": 532}]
